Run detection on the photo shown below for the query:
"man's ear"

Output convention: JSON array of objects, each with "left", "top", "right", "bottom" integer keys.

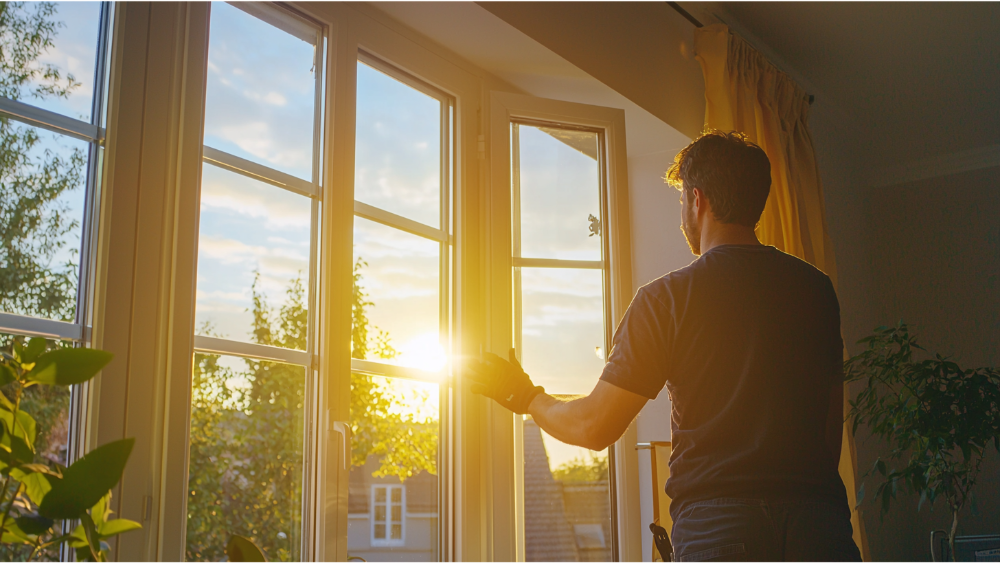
[{"left": 691, "top": 187, "right": 705, "bottom": 216}]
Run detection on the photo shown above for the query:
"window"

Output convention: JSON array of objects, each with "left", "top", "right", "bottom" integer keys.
[
  {"left": 345, "top": 54, "right": 451, "bottom": 562},
  {"left": 491, "top": 91, "right": 633, "bottom": 561},
  {"left": 511, "top": 122, "right": 614, "bottom": 562},
  {"left": 370, "top": 484, "right": 405, "bottom": 546},
  {"left": 0, "top": 1, "right": 110, "bottom": 557},
  {"left": 186, "top": 3, "right": 323, "bottom": 561}
]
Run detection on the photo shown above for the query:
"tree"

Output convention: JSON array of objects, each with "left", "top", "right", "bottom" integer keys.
[
  {"left": 552, "top": 452, "right": 608, "bottom": 483},
  {"left": 186, "top": 260, "right": 438, "bottom": 560},
  {"left": 349, "top": 257, "right": 437, "bottom": 481},
  {"left": 0, "top": 1, "right": 85, "bottom": 323}
]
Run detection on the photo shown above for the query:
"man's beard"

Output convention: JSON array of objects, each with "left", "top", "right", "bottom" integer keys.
[{"left": 681, "top": 201, "right": 701, "bottom": 255}]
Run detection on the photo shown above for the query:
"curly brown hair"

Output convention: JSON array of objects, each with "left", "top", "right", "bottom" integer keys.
[{"left": 665, "top": 130, "right": 771, "bottom": 228}]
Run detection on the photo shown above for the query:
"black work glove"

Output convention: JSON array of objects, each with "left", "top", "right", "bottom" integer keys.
[{"left": 467, "top": 348, "right": 545, "bottom": 415}]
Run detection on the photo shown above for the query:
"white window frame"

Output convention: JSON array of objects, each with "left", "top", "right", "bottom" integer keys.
[
  {"left": 488, "top": 91, "right": 641, "bottom": 562},
  {"left": 370, "top": 484, "right": 406, "bottom": 547}
]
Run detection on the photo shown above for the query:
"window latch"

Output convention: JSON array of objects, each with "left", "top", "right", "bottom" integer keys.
[{"left": 331, "top": 419, "right": 351, "bottom": 470}]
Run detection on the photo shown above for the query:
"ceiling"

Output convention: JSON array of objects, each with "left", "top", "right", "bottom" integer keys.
[
  {"left": 708, "top": 2, "right": 1000, "bottom": 172},
  {"left": 368, "top": 2, "right": 691, "bottom": 158}
]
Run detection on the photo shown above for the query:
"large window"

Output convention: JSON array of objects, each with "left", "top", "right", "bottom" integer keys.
[
  {"left": 346, "top": 56, "right": 452, "bottom": 562},
  {"left": 511, "top": 122, "right": 615, "bottom": 562},
  {"left": 0, "top": 1, "right": 110, "bottom": 558},
  {"left": 186, "top": 3, "right": 323, "bottom": 561}
]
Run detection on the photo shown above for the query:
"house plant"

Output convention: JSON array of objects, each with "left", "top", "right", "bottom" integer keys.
[
  {"left": 845, "top": 322, "right": 1000, "bottom": 561},
  {"left": 1, "top": 337, "right": 139, "bottom": 561}
]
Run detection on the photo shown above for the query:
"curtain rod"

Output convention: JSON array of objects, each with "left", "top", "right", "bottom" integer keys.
[{"left": 666, "top": 1, "right": 815, "bottom": 105}]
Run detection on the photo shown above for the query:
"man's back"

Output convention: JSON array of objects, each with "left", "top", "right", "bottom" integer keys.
[{"left": 601, "top": 244, "right": 848, "bottom": 518}]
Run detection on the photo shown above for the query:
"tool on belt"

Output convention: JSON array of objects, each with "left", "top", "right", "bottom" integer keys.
[{"left": 650, "top": 522, "right": 673, "bottom": 562}]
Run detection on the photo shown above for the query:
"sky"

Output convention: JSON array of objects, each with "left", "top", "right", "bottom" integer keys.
[{"left": 12, "top": 1, "right": 607, "bottom": 475}]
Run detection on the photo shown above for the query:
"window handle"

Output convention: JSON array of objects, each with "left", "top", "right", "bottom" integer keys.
[{"left": 328, "top": 411, "right": 351, "bottom": 470}]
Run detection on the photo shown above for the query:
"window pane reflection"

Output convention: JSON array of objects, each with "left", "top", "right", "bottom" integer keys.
[
  {"left": 195, "top": 164, "right": 311, "bottom": 349},
  {"left": 355, "top": 61, "right": 442, "bottom": 228},
  {"left": 519, "top": 268, "right": 605, "bottom": 395},
  {"left": 186, "top": 353, "right": 304, "bottom": 562},
  {"left": 16, "top": 2, "right": 102, "bottom": 122},
  {"left": 0, "top": 123, "right": 88, "bottom": 322},
  {"left": 516, "top": 124, "right": 602, "bottom": 261},
  {"left": 203, "top": 2, "right": 317, "bottom": 180},
  {"left": 348, "top": 374, "right": 438, "bottom": 559},
  {"left": 352, "top": 217, "right": 441, "bottom": 371}
]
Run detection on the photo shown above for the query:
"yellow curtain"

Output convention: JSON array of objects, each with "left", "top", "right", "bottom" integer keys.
[{"left": 694, "top": 24, "right": 870, "bottom": 560}]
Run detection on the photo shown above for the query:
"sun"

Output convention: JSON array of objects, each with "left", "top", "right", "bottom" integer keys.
[{"left": 396, "top": 331, "right": 448, "bottom": 374}]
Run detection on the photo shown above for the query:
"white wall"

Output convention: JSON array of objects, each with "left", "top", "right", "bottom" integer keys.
[{"left": 626, "top": 148, "right": 696, "bottom": 560}]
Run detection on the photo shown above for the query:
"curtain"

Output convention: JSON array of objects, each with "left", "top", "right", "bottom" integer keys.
[{"left": 694, "top": 24, "right": 870, "bottom": 560}]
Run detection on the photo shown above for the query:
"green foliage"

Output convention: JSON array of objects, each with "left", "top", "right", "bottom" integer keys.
[
  {"left": 185, "top": 273, "right": 306, "bottom": 562},
  {"left": 845, "top": 322, "right": 1000, "bottom": 559},
  {"left": 552, "top": 452, "right": 609, "bottom": 483},
  {"left": 349, "top": 257, "right": 437, "bottom": 481},
  {"left": 0, "top": 338, "right": 139, "bottom": 561}
]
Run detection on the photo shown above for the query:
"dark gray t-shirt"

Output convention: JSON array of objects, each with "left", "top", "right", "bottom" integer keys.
[{"left": 600, "top": 245, "right": 848, "bottom": 519}]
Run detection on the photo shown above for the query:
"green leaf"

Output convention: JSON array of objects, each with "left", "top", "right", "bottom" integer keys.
[
  {"left": 2, "top": 422, "right": 35, "bottom": 464},
  {"left": 23, "top": 337, "right": 48, "bottom": 364},
  {"left": 97, "top": 518, "right": 141, "bottom": 537},
  {"left": 227, "top": 535, "right": 268, "bottom": 562},
  {"left": 92, "top": 492, "right": 110, "bottom": 526},
  {"left": 0, "top": 408, "right": 37, "bottom": 445},
  {"left": 876, "top": 459, "right": 886, "bottom": 476},
  {"left": 855, "top": 482, "right": 866, "bottom": 509},
  {"left": 15, "top": 513, "right": 53, "bottom": 535},
  {"left": 0, "top": 364, "right": 16, "bottom": 386},
  {"left": 25, "top": 348, "right": 113, "bottom": 386},
  {"left": 11, "top": 467, "right": 53, "bottom": 505},
  {"left": 39, "top": 438, "right": 134, "bottom": 520},
  {"left": 80, "top": 514, "right": 101, "bottom": 560},
  {"left": 1, "top": 526, "right": 32, "bottom": 544}
]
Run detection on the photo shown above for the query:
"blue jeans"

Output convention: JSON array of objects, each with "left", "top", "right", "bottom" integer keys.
[{"left": 670, "top": 498, "right": 862, "bottom": 562}]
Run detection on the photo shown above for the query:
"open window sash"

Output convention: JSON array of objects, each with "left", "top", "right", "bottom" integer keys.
[{"left": 487, "top": 91, "right": 640, "bottom": 562}]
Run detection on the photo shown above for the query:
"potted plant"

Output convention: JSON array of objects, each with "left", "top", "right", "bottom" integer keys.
[
  {"left": 845, "top": 323, "right": 1000, "bottom": 561},
  {"left": 1, "top": 337, "right": 140, "bottom": 561}
]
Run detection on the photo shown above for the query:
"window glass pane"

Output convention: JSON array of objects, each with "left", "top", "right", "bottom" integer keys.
[
  {"left": 352, "top": 217, "right": 442, "bottom": 371},
  {"left": 186, "top": 353, "right": 304, "bottom": 562},
  {"left": 516, "top": 124, "right": 602, "bottom": 261},
  {"left": 194, "top": 164, "right": 311, "bottom": 349},
  {"left": 204, "top": 2, "right": 317, "bottom": 180},
  {"left": 519, "top": 268, "right": 605, "bottom": 395},
  {"left": 524, "top": 418, "right": 611, "bottom": 562},
  {"left": 0, "top": 123, "right": 89, "bottom": 322},
  {"left": 8, "top": 2, "right": 102, "bottom": 122},
  {"left": 349, "top": 374, "right": 437, "bottom": 557},
  {"left": 355, "top": 61, "right": 441, "bottom": 228}
]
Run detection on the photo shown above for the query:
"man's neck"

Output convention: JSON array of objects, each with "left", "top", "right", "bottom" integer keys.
[{"left": 699, "top": 221, "right": 762, "bottom": 254}]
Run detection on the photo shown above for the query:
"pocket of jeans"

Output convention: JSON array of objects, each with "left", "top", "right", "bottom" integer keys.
[{"left": 679, "top": 542, "right": 747, "bottom": 562}]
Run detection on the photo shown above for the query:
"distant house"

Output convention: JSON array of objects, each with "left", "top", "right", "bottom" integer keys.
[
  {"left": 347, "top": 456, "right": 439, "bottom": 562},
  {"left": 345, "top": 420, "right": 610, "bottom": 562}
]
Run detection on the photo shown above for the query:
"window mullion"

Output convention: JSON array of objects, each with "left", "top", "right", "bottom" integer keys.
[
  {"left": 193, "top": 334, "right": 311, "bottom": 366},
  {"left": 353, "top": 201, "right": 449, "bottom": 244},
  {"left": 0, "top": 96, "right": 103, "bottom": 143},
  {"left": 202, "top": 146, "right": 319, "bottom": 198}
]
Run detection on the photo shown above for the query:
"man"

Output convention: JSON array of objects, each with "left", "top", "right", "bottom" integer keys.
[{"left": 468, "top": 131, "right": 861, "bottom": 562}]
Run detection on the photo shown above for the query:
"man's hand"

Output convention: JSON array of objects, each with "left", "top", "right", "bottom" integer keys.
[{"left": 466, "top": 348, "right": 544, "bottom": 415}]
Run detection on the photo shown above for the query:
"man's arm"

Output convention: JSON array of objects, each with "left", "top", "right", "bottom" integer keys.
[{"left": 527, "top": 380, "right": 649, "bottom": 451}]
